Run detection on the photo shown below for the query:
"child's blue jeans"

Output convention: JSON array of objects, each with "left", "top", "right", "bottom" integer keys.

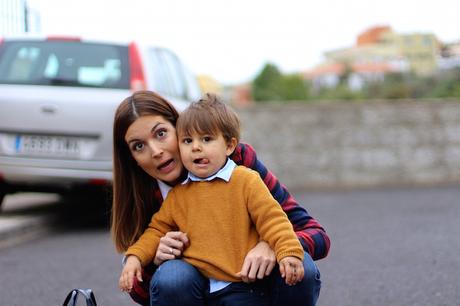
[{"left": 149, "top": 251, "right": 321, "bottom": 306}]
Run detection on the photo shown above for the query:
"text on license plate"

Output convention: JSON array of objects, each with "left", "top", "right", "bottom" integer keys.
[{"left": 15, "top": 134, "right": 80, "bottom": 156}]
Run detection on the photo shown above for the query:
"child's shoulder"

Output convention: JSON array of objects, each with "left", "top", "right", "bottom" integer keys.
[{"left": 233, "top": 165, "right": 259, "bottom": 179}]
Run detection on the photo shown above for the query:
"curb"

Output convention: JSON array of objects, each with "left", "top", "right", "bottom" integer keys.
[{"left": 0, "top": 214, "right": 57, "bottom": 250}]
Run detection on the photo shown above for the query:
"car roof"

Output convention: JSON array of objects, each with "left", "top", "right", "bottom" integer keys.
[{"left": 0, "top": 34, "right": 169, "bottom": 50}]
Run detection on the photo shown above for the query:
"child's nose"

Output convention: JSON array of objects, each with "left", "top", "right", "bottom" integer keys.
[{"left": 192, "top": 141, "right": 201, "bottom": 151}]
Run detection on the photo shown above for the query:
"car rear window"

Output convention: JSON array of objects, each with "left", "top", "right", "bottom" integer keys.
[{"left": 0, "top": 40, "right": 130, "bottom": 89}]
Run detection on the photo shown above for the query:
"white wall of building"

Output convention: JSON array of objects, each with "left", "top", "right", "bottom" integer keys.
[{"left": 0, "top": 0, "right": 39, "bottom": 36}]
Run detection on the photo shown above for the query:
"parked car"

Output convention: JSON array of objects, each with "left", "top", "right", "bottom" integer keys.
[{"left": 0, "top": 36, "right": 202, "bottom": 208}]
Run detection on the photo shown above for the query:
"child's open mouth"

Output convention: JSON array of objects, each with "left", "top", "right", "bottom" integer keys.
[{"left": 193, "top": 158, "right": 209, "bottom": 164}]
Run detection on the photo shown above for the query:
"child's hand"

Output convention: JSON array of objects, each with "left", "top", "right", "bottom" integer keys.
[
  {"left": 279, "top": 256, "right": 304, "bottom": 286},
  {"left": 119, "top": 255, "right": 142, "bottom": 292}
]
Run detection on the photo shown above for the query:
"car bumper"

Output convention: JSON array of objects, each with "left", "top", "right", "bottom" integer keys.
[{"left": 0, "top": 157, "right": 112, "bottom": 186}]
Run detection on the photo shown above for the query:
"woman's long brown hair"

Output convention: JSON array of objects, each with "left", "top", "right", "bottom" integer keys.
[{"left": 111, "top": 91, "right": 179, "bottom": 252}]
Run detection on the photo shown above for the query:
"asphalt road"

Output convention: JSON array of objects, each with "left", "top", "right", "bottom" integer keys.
[
  {"left": 0, "top": 185, "right": 459, "bottom": 306},
  {"left": 299, "top": 185, "right": 460, "bottom": 306}
]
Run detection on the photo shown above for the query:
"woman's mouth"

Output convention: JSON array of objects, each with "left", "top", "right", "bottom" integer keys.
[{"left": 157, "top": 159, "right": 175, "bottom": 173}]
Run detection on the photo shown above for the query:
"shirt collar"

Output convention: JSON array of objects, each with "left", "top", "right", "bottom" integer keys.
[
  {"left": 182, "top": 158, "right": 237, "bottom": 184},
  {"left": 157, "top": 179, "right": 172, "bottom": 199}
]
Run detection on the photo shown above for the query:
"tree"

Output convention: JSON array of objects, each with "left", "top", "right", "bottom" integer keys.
[
  {"left": 252, "top": 63, "right": 310, "bottom": 102},
  {"left": 279, "top": 73, "right": 309, "bottom": 101},
  {"left": 252, "top": 63, "right": 283, "bottom": 102}
]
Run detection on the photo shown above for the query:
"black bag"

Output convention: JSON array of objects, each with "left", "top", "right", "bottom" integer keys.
[{"left": 62, "top": 288, "right": 98, "bottom": 306}]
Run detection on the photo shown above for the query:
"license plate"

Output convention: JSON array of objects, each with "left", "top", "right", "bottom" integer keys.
[{"left": 15, "top": 134, "right": 81, "bottom": 157}]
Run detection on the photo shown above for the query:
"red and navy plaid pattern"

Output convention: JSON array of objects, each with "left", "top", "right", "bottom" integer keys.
[
  {"left": 129, "top": 143, "right": 330, "bottom": 305},
  {"left": 231, "top": 143, "right": 330, "bottom": 260}
]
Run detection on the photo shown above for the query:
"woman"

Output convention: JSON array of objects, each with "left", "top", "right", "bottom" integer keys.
[{"left": 111, "top": 91, "right": 330, "bottom": 306}]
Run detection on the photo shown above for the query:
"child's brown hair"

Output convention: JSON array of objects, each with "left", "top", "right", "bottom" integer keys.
[{"left": 176, "top": 93, "right": 240, "bottom": 143}]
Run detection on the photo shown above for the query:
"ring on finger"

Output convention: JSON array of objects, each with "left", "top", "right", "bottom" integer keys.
[{"left": 169, "top": 248, "right": 174, "bottom": 254}]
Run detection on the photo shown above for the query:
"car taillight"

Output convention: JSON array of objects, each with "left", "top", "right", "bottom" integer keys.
[
  {"left": 89, "top": 179, "right": 108, "bottom": 186},
  {"left": 128, "top": 42, "right": 147, "bottom": 91}
]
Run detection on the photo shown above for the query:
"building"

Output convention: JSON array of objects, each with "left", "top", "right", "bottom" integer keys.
[
  {"left": 326, "top": 26, "right": 440, "bottom": 75},
  {"left": 0, "top": 0, "right": 40, "bottom": 36},
  {"left": 388, "top": 31, "right": 440, "bottom": 75},
  {"left": 196, "top": 74, "right": 223, "bottom": 96},
  {"left": 304, "top": 60, "right": 409, "bottom": 91},
  {"left": 437, "top": 41, "right": 460, "bottom": 70},
  {"left": 356, "top": 25, "right": 392, "bottom": 46},
  {"left": 305, "top": 25, "right": 440, "bottom": 90}
]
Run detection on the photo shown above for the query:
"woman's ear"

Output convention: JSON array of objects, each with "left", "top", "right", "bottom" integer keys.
[{"left": 226, "top": 137, "right": 238, "bottom": 156}]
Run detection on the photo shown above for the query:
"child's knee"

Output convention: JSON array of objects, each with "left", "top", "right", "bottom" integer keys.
[{"left": 151, "top": 259, "right": 206, "bottom": 293}]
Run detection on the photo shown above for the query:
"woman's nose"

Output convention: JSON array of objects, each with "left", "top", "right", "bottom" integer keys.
[{"left": 149, "top": 142, "right": 163, "bottom": 158}]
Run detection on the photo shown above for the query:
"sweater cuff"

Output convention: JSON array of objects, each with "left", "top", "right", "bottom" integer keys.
[
  {"left": 125, "top": 246, "right": 152, "bottom": 267},
  {"left": 276, "top": 250, "right": 304, "bottom": 262}
]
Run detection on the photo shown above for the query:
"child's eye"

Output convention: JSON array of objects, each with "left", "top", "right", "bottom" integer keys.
[
  {"left": 203, "top": 136, "right": 212, "bottom": 142},
  {"left": 182, "top": 138, "right": 192, "bottom": 144}
]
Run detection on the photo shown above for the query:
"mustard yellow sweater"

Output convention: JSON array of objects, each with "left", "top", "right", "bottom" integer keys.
[{"left": 125, "top": 166, "right": 304, "bottom": 282}]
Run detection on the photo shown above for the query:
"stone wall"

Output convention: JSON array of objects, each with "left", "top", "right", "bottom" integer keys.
[{"left": 237, "top": 100, "right": 460, "bottom": 190}]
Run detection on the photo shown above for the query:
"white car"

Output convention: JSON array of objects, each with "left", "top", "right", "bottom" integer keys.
[{"left": 0, "top": 36, "right": 201, "bottom": 207}]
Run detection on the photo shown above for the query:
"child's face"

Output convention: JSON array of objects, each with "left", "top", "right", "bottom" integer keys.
[{"left": 178, "top": 131, "right": 237, "bottom": 178}]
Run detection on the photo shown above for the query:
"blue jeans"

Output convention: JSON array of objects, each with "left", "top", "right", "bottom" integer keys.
[{"left": 150, "top": 252, "right": 321, "bottom": 306}]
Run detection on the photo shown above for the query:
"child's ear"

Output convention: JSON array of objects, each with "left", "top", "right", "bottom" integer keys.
[{"left": 226, "top": 137, "right": 238, "bottom": 156}]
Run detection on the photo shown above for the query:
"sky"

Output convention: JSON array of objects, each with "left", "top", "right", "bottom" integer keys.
[{"left": 27, "top": 0, "right": 460, "bottom": 85}]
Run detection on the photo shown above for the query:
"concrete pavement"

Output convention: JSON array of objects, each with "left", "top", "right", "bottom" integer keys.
[{"left": 0, "top": 193, "right": 60, "bottom": 249}]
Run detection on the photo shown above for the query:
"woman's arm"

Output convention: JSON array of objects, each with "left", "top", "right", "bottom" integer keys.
[{"left": 230, "top": 143, "right": 330, "bottom": 260}]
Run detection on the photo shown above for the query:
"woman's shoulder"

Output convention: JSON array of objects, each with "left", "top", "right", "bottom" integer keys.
[{"left": 231, "top": 142, "right": 257, "bottom": 167}]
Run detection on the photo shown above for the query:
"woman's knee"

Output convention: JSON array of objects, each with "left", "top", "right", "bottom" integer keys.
[
  {"left": 302, "top": 252, "right": 321, "bottom": 288},
  {"left": 271, "top": 252, "right": 321, "bottom": 306}
]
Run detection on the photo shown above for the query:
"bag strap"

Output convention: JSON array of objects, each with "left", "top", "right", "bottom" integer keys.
[{"left": 63, "top": 289, "right": 98, "bottom": 306}]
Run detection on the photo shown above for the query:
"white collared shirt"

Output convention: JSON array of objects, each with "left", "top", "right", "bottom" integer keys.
[{"left": 182, "top": 158, "right": 236, "bottom": 184}]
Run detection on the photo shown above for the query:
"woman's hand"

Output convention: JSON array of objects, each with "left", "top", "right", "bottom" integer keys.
[
  {"left": 279, "top": 256, "right": 304, "bottom": 286},
  {"left": 238, "top": 240, "right": 276, "bottom": 283},
  {"left": 153, "top": 231, "right": 190, "bottom": 266},
  {"left": 119, "top": 255, "right": 142, "bottom": 292}
]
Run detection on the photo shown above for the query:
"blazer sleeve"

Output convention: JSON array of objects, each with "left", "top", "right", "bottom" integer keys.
[{"left": 230, "top": 142, "right": 330, "bottom": 260}]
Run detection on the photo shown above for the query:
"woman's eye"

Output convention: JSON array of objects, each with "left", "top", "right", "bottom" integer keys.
[
  {"left": 133, "top": 143, "right": 144, "bottom": 151},
  {"left": 156, "top": 129, "right": 167, "bottom": 139}
]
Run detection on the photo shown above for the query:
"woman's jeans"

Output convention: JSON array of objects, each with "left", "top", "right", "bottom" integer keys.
[{"left": 150, "top": 251, "right": 321, "bottom": 306}]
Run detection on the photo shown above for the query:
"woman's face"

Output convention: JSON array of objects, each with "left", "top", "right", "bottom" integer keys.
[{"left": 124, "top": 115, "right": 183, "bottom": 185}]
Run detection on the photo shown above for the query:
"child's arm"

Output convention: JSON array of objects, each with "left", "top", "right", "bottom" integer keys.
[
  {"left": 243, "top": 169, "right": 304, "bottom": 263},
  {"left": 119, "top": 255, "right": 143, "bottom": 292},
  {"left": 233, "top": 143, "right": 330, "bottom": 260},
  {"left": 125, "top": 191, "right": 178, "bottom": 266},
  {"left": 279, "top": 256, "right": 304, "bottom": 286}
]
